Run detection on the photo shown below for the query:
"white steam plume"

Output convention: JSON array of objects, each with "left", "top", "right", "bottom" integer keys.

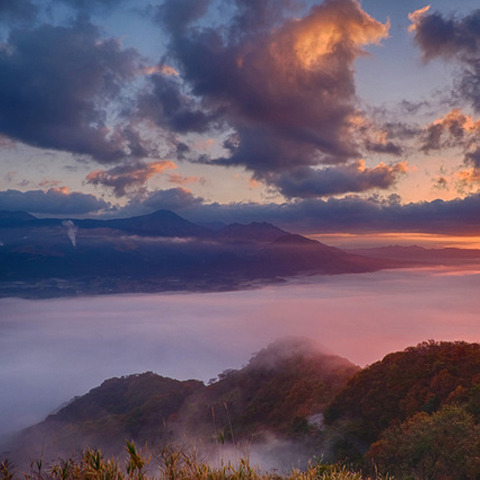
[{"left": 62, "top": 220, "right": 78, "bottom": 247}]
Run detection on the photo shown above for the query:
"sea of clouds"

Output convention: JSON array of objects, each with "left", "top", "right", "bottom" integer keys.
[{"left": 2, "top": 266, "right": 480, "bottom": 438}]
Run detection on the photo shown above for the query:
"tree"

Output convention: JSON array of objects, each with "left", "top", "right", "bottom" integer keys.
[{"left": 368, "top": 404, "right": 480, "bottom": 480}]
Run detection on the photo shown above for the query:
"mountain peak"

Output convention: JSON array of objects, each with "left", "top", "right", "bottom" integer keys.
[{"left": 100, "top": 209, "right": 209, "bottom": 238}]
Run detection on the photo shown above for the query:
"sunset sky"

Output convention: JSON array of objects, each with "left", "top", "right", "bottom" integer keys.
[{"left": 1, "top": 0, "right": 480, "bottom": 241}]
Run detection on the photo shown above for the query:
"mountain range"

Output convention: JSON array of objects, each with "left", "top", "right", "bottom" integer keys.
[
  {"left": 1, "top": 209, "right": 480, "bottom": 298},
  {"left": 0, "top": 209, "right": 386, "bottom": 298}
]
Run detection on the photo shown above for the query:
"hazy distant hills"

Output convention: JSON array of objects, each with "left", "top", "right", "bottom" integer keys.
[
  {"left": 0, "top": 209, "right": 389, "bottom": 298},
  {"left": 7, "top": 338, "right": 480, "bottom": 471},
  {"left": 348, "top": 244, "right": 480, "bottom": 265}
]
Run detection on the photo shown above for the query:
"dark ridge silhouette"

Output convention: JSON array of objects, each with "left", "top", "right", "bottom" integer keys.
[{"left": 0, "top": 210, "right": 37, "bottom": 226}]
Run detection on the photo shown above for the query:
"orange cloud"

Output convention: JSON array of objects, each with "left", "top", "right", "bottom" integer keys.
[
  {"left": 433, "top": 109, "right": 480, "bottom": 133},
  {"left": 50, "top": 186, "right": 70, "bottom": 194},
  {"left": 86, "top": 160, "right": 177, "bottom": 197},
  {"left": 249, "top": 178, "right": 260, "bottom": 189},
  {"left": 142, "top": 64, "right": 179, "bottom": 76},
  {"left": 287, "top": 0, "right": 390, "bottom": 69},
  {"left": 168, "top": 174, "right": 203, "bottom": 185},
  {"left": 408, "top": 5, "right": 431, "bottom": 32},
  {"left": 456, "top": 169, "right": 480, "bottom": 185}
]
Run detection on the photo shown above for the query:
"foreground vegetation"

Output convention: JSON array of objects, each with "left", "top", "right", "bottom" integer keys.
[{"left": 0, "top": 442, "right": 390, "bottom": 480}]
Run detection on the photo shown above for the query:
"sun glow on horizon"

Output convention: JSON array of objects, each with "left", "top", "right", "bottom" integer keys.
[{"left": 308, "top": 232, "right": 480, "bottom": 249}]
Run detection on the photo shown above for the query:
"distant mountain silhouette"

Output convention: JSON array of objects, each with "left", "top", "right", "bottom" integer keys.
[
  {"left": 260, "top": 234, "right": 388, "bottom": 275},
  {"left": 0, "top": 210, "right": 37, "bottom": 226},
  {"left": 349, "top": 245, "right": 480, "bottom": 265},
  {"left": 0, "top": 209, "right": 390, "bottom": 298},
  {"left": 77, "top": 209, "right": 210, "bottom": 238}
]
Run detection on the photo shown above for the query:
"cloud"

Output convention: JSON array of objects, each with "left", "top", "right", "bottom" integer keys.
[
  {"left": 57, "top": 0, "right": 128, "bottom": 14},
  {"left": 0, "top": 0, "right": 37, "bottom": 23},
  {"left": 134, "top": 187, "right": 204, "bottom": 211},
  {"left": 0, "top": 188, "right": 109, "bottom": 215},
  {"left": 3, "top": 267, "right": 480, "bottom": 439},
  {"left": 408, "top": 5, "right": 431, "bottom": 33},
  {"left": 410, "top": 7, "right": 480, "bottom": 112},
  {"left": 112, "top": 186, "right": 480, "bottom": 236},
  {"left": 4, "top": 171, "right": 17, "bottom": 184},
  {"left": 465, "top": 148, "right": 480, "bottom": 169},
  {"left": 349, "top": 112, "right": 404, "bottom": 156},
  {"left": 86, "top": 160, "right": 177, "bottom": 197},
  {"left": 146, "top": 0, "right": 390, "bottom": 197},
  {"left": 137, "top": 73, "right": 221, "bottom": 134},
  {"left": 154, "top": 0, "right": 210, "bottom": 32},
  {"left": 271, "top": 161, "right": 407, "bottom": 198},
  {"left": 168, "top": 174, "right": 204, "bottom": 186},
  {"left": 0, "top": 21, "right": 146, "bottom": 162},
  {"left": 420, "top": 110, "right": 480, "bottom": 181},
  {"left": 421, "top": 109, "right": 480, "bottom": 153},
  {"left": 165, "top": 193, "right": 480, "bottom": 236}
]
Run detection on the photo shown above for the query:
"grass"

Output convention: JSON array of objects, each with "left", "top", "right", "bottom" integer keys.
[{"left": 1, "top": 442, "right": 392, "bottom": 480}]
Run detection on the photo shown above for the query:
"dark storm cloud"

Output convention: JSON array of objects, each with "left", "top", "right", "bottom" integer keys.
[
  {"left": 0, "top": 21, "right": 146, "bottom": 162},
  {"left": 271, "top": 161, "right": 407, "bottom": 197},
  {"left": 137, "top": 73, "right": 220, "bottom": 134},
  {"left": 145, "top": 0, "right": 390, "bottom": 197},
  {"left": 0, "top": 188, "right": 109, "bottom": 214},
  {"left": 411, "top": 7, "right": 480, "bottom": 112}
]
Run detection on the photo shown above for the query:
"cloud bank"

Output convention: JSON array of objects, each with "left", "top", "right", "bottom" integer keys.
[{"left": 0, "top": 188, "right": 108, "bottom": 215}]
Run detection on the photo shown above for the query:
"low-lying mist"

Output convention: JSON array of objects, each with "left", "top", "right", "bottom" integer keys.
[{"left": 1, "top": 266, "right": 480, "bottom": 439}]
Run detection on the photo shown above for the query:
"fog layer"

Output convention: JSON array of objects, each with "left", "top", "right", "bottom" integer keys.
[{"left": 1, "top": 266, "right": 479, "bottom": 437}]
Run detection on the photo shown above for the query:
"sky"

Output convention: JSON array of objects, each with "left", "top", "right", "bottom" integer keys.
[
  {"left": 2, "top": 266, "right": 480, "bottom": 437},
  {"left": 1, "top": 0, "right": 480, "bottom": 239}
]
